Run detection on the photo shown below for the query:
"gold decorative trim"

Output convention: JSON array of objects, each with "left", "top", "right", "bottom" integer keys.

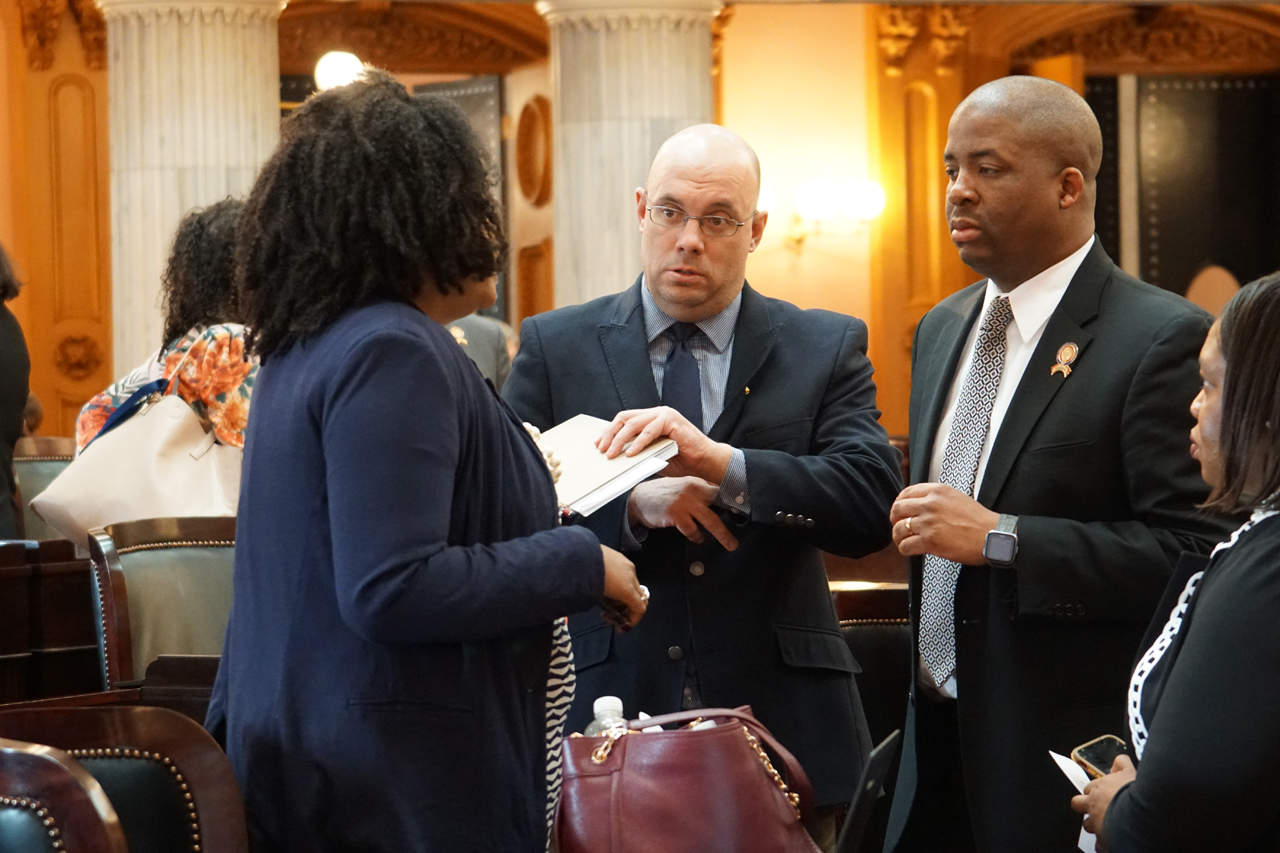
[
  {"left": 0, "top": 796, "right": 63, "bottom": 849},
  {"left": 68, "top": 0, "right": 107, "bottom": 70},
  {"left": 515, "top": 95, "right": 553, "bottom": 208},
  {"left": 70, "top": 748, "right": 200, "bottom": 850},
  {"left": 928, "top": 6, "right": 973, "bottom": 76},
  {"left": 1012, "top": 6, "right": 1280, "bottom": 70},
  {"left": 711, "top": 4, "right": 734, "bottom": 125},
  {"left": 54, "top": 335, "right": 103, "bottom": 381},
  {"left": 278, "top": 1, "right": 548, "bottom": 76},
  {"left": 19, "top": 0, "right": 64, "bottom": 71},
  {"left": 878, "top": 6, "right": 924, "bottom": 77}
]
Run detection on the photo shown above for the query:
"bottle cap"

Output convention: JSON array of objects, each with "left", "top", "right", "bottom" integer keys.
[{"left": 593, "top": 695, "right": 624, "bottom": 718}]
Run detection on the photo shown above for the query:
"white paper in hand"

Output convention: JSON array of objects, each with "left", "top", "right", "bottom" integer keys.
[
  {"left": 1049, "top": 751, "right": 1097, "bottom": 853},
  {"left": 536, "top": 414, "right": 678, "bottom": 516}
]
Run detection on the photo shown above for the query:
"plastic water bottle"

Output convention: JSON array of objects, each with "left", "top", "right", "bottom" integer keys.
[{"left": 583, "top": 695, "right": 627, "bottom": 736}]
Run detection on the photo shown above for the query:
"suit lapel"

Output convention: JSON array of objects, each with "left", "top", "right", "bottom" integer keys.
[
  {"left": 598, "top": 276, "right": 662, "bottom": 411},
  {"left": 911, "top": 286, "right": 985, "bottom": 485},
  {"left": 709, "top": 283, "right": 779, "bottom": 442},
  {"left": 976, "top": 241, "right": 1110, "bottom": 506}
]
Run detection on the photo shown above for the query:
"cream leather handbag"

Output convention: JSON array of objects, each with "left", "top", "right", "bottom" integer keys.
[{"left": 31, "top": 378, "right": 241, "bottom": 545}]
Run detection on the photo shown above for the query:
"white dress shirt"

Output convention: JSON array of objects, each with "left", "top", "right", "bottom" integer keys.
[{"left": 922, "top": 235, "right": 1094, "bottom": 699}]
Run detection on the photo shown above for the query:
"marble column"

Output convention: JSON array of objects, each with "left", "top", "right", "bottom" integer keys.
[
  {"left": 97, "top": 0, "right": 283, "bottom": 370},
  {"left": 537, "top": 0, "right": 720, "bottom": 308}
]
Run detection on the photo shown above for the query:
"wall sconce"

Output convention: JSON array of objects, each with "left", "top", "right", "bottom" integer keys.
[
  {"left": 314, "top": 51, "right": 364, "bottom": 91},
  {"left": 784, "top": 178, "right": 887, "bottom": 254}
]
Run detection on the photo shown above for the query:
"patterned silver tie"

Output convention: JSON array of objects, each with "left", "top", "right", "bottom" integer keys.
[{"left": 919, "top": 295, "right": 1014, "bottom": 687}]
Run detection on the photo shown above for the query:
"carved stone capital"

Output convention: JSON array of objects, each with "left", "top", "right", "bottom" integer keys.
[
  {"left": 537, "top": 0, "right": 722, "bottom": 34},
  {"left": 928, "top": 6, "right": 973, "bottom": 76},
  {"left": 95, "top": 0, "right": 286, "bottom": 26},
  {"left": 878, "top": 6, "right": 925, "bottom": 77},
  {"left": 1011, "top": 6, "right": 1280, "bottom": 71},
  {"left": 19, "top": 0, "right": 65, "bottom": 71}
]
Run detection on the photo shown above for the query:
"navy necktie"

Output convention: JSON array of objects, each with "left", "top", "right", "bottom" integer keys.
[{"left": 662, "top": 322, "right": 703, "bottom": 430}]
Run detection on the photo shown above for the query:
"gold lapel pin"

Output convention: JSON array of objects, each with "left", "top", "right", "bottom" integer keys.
[
  {"left": 1051, "top": 342, "right": 1079, "bottom": 377},
  {"left": 744, "top": 386, "right": 750, "bottom": 395}
]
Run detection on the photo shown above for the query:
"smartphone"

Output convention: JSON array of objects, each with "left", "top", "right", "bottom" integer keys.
[{"left": 1071, "top": 734, "right": 1128, "bottom": 780}]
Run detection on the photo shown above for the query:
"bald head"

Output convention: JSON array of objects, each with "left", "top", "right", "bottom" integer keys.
[
  {"left": 647, "top": 124, "right": 762, "bottom": 210},
  {"left": 955, "top": 77, "right": 1103, "bottom": 187}
]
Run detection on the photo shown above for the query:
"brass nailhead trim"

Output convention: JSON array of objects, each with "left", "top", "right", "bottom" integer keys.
[
  {"left": 0, "top": 795, "right": 65, "bottom": 849},
  {"left": 16, "top": 455, "right": 73, "bottom": 462},
  {"left": 115, "top": 539, "right": 233, "bottom": 555},
  {"left": 90, "top": 566, "right": 111, "bottom": 687},
  {"left": 839, "top": 618, "right": 911, "bottom": 626},
  {"left": 69, "top": 748, "right": 200, "bottom": 850}
]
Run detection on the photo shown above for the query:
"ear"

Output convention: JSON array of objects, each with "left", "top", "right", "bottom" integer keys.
[
  {"left": 748, "top": 209, "right": 769, "bottom": 252},
  {"left": 636, "top": 187, "right": 648, "bottom": 231},
  {"left": 1059, "top": 168, "right": 1086, "bottom": 210}
]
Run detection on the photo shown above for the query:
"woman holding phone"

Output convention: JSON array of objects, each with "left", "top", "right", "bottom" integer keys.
[{"left": 1071, "top": 273, "right": 1280, "bottom": 850}]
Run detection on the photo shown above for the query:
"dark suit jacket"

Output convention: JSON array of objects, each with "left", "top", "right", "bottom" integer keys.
[
  {"left": 0, "top": 304, "right": 29, "bottom": 539},
  {"left": 885, "top": 242, "right": 1236, "bottom": 851},
  {"left": 504, "top": 279, "right": 903, "bottom": 805},
  {"left": 448, "top": 313, "right": 511, "bottom": 391},
  {"left": 206, "top": 301, "right": 603, "bottom": 852}
]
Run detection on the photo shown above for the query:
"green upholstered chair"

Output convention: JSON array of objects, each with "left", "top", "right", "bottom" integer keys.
[
  {"left": 0, "top": 735, "right": 129, "bottom": 853},
  {"left": 87, "top": 518, "right": 235, "bottom": 690},
  {"left": 0, "top": 705, "right": 248, "bottom": 853},
  {"left": 12, "top": 437, "right": 76, "bottom": 542}
]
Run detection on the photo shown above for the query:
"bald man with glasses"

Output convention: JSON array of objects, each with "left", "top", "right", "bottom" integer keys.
[{"left": 505, "top": 125, "right": 902, "bottom": 843}]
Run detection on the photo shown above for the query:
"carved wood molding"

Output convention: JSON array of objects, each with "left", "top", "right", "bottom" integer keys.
[
  {"left": 55, "top": 336, "right": 103, "bottom": 381},
  {"left": 1011, "top": 6, "right": 1280, "bottom": 72},
  {"left": 278, "top": 1, "right": 548, "bottom": 76},
  {"left": 878, "top": 5, "right": 974, "bottom": 77},
  {"left": 68, "top": 0, "right": 106, "bottom": 71},
  {"left": 19, "top": 0, "right": 64, "bottom": 70},
  {"left": 712, "top": 4, "right": 734, "bottom": 124},
  {"left": 19, "top": 0, "right": 109, "bottom": 70},
  {"left": 878, "top": 6, "right": 924, "bottom": 76}
]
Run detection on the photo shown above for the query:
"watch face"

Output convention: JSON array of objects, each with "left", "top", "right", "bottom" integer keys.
[{"left": 985, "top": 531, "right": 1017, "bottom": 564}]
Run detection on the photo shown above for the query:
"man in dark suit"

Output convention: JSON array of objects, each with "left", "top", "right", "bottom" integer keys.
[
  {"left": 505, "top": 124, "right": 902, "bottom": 842},
  {"left": 882, "top": 77, "right": 1235, "bottom": 852}
]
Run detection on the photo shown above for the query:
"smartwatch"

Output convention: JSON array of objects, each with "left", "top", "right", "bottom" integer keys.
[{"left": 984, "top": 513, "right": 1019, "bottom": 568}]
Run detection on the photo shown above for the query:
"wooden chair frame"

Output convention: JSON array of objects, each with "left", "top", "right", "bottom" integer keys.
[
  {"left": 0, "top": 705, "right": 249, "bottom": 853},
  {"left": 0, "top": 736, "right": 129, "bottom": 853},
  {"left": 87, "top": 518, "right": 235, "bottom": 690}
]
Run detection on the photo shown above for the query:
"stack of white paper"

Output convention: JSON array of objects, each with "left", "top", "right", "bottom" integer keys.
[{"left": 536, "top": 414, "right": 679, "bottom": 516}]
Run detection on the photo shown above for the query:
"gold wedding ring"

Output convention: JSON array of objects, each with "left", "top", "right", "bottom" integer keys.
[{"left": 905, "top": 517, "right": 914, "bottom": 535}]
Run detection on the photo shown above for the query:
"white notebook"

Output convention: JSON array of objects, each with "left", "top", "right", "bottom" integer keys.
[{"left": 536, "top": 414, "right": 678, "bottom": 516}]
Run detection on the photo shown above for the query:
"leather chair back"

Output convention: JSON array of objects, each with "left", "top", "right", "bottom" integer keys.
[
  {"left": 88, "top": 517, "right": 235, "bottom": 689},
  {"left": 0, "top": 706, "right": 248, "bottom": 853},
  {"left": 12, "top": 438, "right": 75, "bottom": 541},
  {"left": 0, "top": 736, "right": 129, "bottom": 853}
]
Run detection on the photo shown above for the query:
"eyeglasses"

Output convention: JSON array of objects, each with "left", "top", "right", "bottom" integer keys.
[{"left": 646, "top": 204, "right": 757, "bottom": 238}]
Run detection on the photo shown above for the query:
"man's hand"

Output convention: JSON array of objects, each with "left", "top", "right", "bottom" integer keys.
[
  {"left": 627, "top": 477, "right": 739, "bottom": 551},
  {"left": 596, "top": 406, "right": 733, "bottom": 485},
  {"left": 890, "top": 483, "right": 1000, "bottom": 565},
  {"left": 1071, "top": 754, "right": 1136, "bottom": 843}
]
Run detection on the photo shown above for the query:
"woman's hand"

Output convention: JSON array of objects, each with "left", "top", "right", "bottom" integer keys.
[
  {"left": 600, "top": 545, "right": 647, "bottom": 631},
  {"left": 1071, "top": 755, "right": 1137, "bottom": 842}
]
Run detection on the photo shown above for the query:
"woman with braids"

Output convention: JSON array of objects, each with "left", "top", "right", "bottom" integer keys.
[
  {"left": 1071, "top": 274, "right": 1280, "bottom": 851},
  {"left": 75, "top": 198, "right": 255, "bottom": 452},
  {"left": 0, "top": 242, "right": 30, "bottom": 538},
  {"left": 205, "top": 71, "right": 645, "bottom": 852}
]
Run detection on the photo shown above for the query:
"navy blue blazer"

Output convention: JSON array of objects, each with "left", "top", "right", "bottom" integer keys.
[
  {"left": 206, "top": 301, "right": 604, "bottom": 853},
  {"left": 505, "top": 280, "right": 903, "bottom": 806}
]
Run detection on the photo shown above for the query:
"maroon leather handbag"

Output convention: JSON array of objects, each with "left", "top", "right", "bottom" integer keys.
[{"left": 553, "top": 707, "right": 823, "bottom": 853}]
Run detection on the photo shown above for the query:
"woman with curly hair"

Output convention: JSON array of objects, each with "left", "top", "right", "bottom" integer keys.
[
  {"left": 205, "top": 70, "right": 646, "bottom": 853},
  {"left": 75, "top": 198, "right": 256, "bottom": 452},
  {"left": 0, "top": 242, "right": 30, "bottom": 538}
]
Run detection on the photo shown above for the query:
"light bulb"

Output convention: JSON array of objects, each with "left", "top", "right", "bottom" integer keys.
[{"left": 314, "top": 51, "right": 364, "bottom": 91}]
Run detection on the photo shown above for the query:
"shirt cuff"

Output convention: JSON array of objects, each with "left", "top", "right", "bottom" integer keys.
[{"left": 715, "top": 448, "right": 750, "bottom": 515}]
